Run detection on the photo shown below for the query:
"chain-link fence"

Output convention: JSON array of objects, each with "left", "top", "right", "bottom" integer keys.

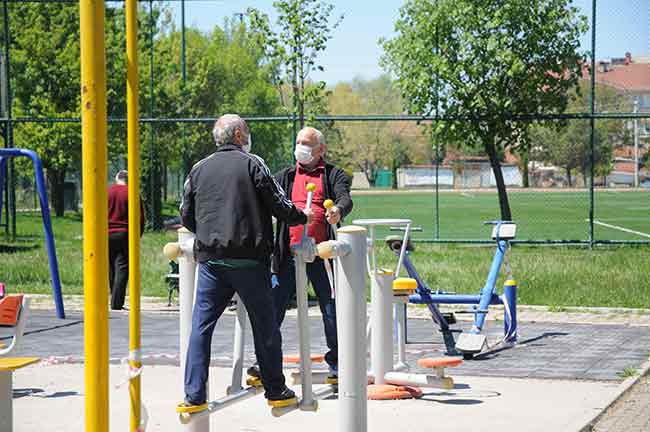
[{"left": 1, "top": 0, "right": 649, "bottom": 244}]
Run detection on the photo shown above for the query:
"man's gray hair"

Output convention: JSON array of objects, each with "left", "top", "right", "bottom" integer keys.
[
  {"left": 313, "top": 128, "right": 325, "bottom": 146},
  {"left": 299, "top": 127, "right": 326, "bottom": 146},
  {"left": 115, "top": 170, "right": 128, "bottom": 183},
  {"left": 212, "top": 114, "right": 248, "bottom": 147}
]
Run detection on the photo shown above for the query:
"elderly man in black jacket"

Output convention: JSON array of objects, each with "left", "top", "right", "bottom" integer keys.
[
  {"left": 178, "top": 114, "right": 312, "bottom": 412},
  {"left": 249, "top": 126, "right": 353, "bottom": 382}
]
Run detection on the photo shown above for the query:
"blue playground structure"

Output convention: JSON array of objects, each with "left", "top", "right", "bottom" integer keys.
[
  {"left": 387, "top": 221, "right": 518, "bottom": 359},
  {"left": 0, "top": 148, "right": 65, "bottom": 319}
]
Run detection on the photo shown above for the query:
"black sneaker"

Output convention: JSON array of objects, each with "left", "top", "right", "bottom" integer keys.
[
  {"left": 246, "top": 364, "right": 260, "bottom": 378},
  {"left": 265, "top": 386, "right": 297, "bottom": 403}
]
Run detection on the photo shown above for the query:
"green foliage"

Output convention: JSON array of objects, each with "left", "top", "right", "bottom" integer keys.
[
  {"left": 152, "top": 18, "right": 287, "bottom": 173},
  {"left": 381, "top": 0, "right": 588, "bottom": 219},
  {"left": 530, "top": 82, "right": 633, "bottom": 186},
  {"left": 5, "top": 4, "right": 147, "bottom": 216},
  {"left": 248, "top": 0, "right": 343, "bottom": 128},
  {"left": 327, "top": 75, "right": 431, "bottom": 184},
  {"left": 3, "top": 4, "right": 289, "bottom": 222}
]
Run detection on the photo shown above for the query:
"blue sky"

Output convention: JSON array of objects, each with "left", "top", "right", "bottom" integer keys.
[{"left": 168, "top": 0, "right": 649, "bottom": 84}]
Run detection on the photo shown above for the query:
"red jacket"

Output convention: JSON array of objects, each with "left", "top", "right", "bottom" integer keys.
[{"left": 108, "top": 183, "right": 145, "bottom": 235}]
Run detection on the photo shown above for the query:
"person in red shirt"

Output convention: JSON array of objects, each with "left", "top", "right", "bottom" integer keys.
[
  {"left": 248, "top": 127, "right": 353, "bottom": 383},
  {"left": 108, "top": 170, "right": 145, "bottom": 310}
]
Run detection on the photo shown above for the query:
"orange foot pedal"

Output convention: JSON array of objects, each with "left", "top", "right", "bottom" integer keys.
[
  {"left": 367, "top": 384, "right": 423, "bottom": 400},
  {"left": 417, "top": 357, "right": 463, "bottom": 389},
  {"left": 283, "top": 353, "right": 325, "bottom": 364}
]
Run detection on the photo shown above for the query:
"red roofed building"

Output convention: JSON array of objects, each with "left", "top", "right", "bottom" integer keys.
[{"left": 583, "top": 53, "right": 650, "bottom": 186}]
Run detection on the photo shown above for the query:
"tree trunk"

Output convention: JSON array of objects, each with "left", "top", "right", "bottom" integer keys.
[
  {"left": 566, "top": 167, "right": 573, "bottom": 187},
  {"left": 151, "top": 159, "right": 163, "bottom": 230},
  {"left": 521, "top": 151, "right": 529, "bottom": 188},
  {"left": 485, "top": 140, "right": 512, "bottom": 221},
  {"left": 298, "top": 97, "right": 305, "bottom": 130},
  {"left": 47, "top": 168, "right": 66, "bottom": 217},
  {"left": 162, "top": 163, "right": 168, "bottom": 203},
  {"left": 143, "top": 156, "right": 163, "bottom": 231},
  {"left": 363, "top": 162, "right": 376, "bottom": 187},
  {"left": 298, "top": 54, "right": 305, "bottom": 129},
  {"left": 183, "top": 156, "right": 193, "bottom": 181}
]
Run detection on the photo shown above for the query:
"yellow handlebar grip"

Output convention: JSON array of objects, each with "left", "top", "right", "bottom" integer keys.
[
  {"left": 306, "top": 183, "right": 317, "bottom": 192},
  {"left": 323, "top": 199, "right": 334, "bottom": 209},
  {"left": 163, "top": 243, "right": 181, "bottom": 261}
]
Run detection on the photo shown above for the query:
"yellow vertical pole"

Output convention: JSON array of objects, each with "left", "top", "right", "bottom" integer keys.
[
  {"left": 80, "top": 1, "right": 109, "bottom": 432},
  {"left": 125, "top": 0, "right": 142, "bottom": 430}
]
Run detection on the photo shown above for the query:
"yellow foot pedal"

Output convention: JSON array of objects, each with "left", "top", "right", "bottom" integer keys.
[
  {"left": 246, "top": 376, "right": 263, "bottom": 388},
  {"left": 267, "top": 397, "right": 298, "bottom": 408},
  {"left": 176, "top": 402, "right": 208, "bottom": 414}
]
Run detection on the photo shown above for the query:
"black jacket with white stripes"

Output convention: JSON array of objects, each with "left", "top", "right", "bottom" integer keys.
[{"left": 180, "top": 144, "right": 307, "bottom": 263}]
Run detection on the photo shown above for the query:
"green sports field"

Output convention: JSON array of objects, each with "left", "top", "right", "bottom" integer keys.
[{"left": 348, "top": 189, "right": 650, "bottom": 242}]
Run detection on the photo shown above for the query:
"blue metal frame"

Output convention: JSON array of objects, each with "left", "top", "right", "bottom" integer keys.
[
  {"left": 0, "top": 148, "right": 65, "bottom": 318},
  {"left": 395, "top": 222, "right": 516, "bottom": 354}
]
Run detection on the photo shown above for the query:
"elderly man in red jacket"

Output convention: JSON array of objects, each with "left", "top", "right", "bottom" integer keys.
[
  {"left": 248, "top": 126, "right": 353, "bottom": 383},
  {"left": 107, "top": 170, "right": 144, "bottom": 310}
]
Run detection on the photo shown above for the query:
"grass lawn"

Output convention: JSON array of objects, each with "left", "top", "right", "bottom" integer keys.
[{"left": 1, "top": 189, "right": 649, "bottom": 308}]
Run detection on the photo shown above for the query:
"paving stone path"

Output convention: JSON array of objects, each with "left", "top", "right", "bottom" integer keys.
[{"left": 3, "top": 310, "right": 649, "bottom": 382}]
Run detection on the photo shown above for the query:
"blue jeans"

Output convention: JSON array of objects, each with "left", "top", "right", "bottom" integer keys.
[
  {"left": 184, "top": 262, "right": 286, "bottom": 404},
  {"left": 272, "top": 255, "right": 338, "bottom": 368}
]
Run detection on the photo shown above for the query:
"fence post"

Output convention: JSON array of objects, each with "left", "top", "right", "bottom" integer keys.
[{"left": 588, "top": 0, "right": 597, "bottom": 248}]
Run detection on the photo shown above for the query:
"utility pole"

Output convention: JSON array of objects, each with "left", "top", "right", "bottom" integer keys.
[{"left": 634, "top": 98, "right": 639, "bottom": 188}]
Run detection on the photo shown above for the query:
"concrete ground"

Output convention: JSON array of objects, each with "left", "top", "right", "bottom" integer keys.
[
  {"left": 12, "top": 364, "right": 619, "bottom": 432},
  {"left": 3, "top": 306, "right": 650, "bottom": 431}
]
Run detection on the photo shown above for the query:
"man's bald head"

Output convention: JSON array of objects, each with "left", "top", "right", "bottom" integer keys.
[
  {"left": 297, "top": 127, "right": 325, "bottom": 147},
  {"left": 212, "top": 114, "right": 250, "bottom": 148}
]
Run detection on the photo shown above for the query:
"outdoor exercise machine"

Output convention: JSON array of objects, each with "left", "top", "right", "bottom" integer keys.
[
  {"left": 0, "top": 293, "right": 40, "bottom": 432},
  {"left": 164, "top": 183, "right": 336, "bottom": 426},
  {"left": 385, "top": 220, "right": 519, "bottom": 359},
  {"left": 0, "top": 148, "right": 65, "bottom": 319},
  {"left": 276, "top": 182, "right": 338, "bottom": 414},
  {"left": 354, "top": 219, "right": 464, "bottom": 399},
  {"left": 288, "top": 197, "right": 339, "bottom": 387},
  {"left": 164, "top": 218, "right": 370, "bottom": 431}
]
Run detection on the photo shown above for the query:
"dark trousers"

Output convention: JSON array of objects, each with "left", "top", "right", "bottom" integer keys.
[
  {"left": 273, "top": 255, "right": 338, "bottom": 368},
  {"left": 184, "top": 262, "right": 286, "bottom": 404},
  {"left": 108, "top": 231, "right": 129, "bottom": 310}
]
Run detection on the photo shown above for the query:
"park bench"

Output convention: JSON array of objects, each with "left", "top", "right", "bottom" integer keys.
[{"left": 165, "top": 260, "right": 180, "bottom": 306}]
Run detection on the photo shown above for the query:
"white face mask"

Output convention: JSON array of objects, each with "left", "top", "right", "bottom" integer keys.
[
  {"left": 294, "top": 144, "right": 314, "bottom": 164},
  {"left": 242, "top": 134, "right": 252, "bottom": 153}
]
